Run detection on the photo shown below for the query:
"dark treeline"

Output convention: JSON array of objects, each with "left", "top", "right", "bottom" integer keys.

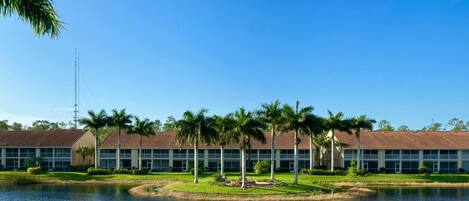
[{"left": 375, "top": 118, "right": 469, "bottom": 132}]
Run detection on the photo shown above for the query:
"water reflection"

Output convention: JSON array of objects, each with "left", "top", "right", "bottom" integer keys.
[{"left": 358, "top": 186, "right": 469, "bottom": 201}]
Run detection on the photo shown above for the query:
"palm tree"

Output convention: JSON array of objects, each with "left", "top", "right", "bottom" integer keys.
[
  {"left": 79, "top": 110, "right": 109, "bottom": 168},
  {"left": 0, "top": 0, "right": 63, "bottom": 38},
  {"left": 312, "top": 133, "right": 330, "bottom": 166},
  {"left": 323, "top": 111, "right": 352, "bottom": 172},
  {"left": 75, "top": 146, "right": 95, "bottom": 165},
  {"left": 128, "top": 117, "right": 155, "bottom": 170},
  {"left": 213, "top": 114, "right": 236, "bottom": 177},
  {"left": 110, "top": 109, "right": 133, "bottom": 170},
  {"left": 257, "top": 100, "right": 284, "bottom": 180},
  {"left": 175, "top": 109, "right": 217, "bottom": 184},
  {"left": 305, "top": 116, "right": 325, "bottom": 170},
  {"left": 351, "top": 115, "right": 376, "bottom": 171},
  {"left": 281, "top": 101, "right": 317, "bottom": 185},
  {"left": 232, "top": 108, "right": 266, "bottom": 189}
]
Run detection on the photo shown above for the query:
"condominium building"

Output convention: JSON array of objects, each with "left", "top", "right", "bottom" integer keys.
[
  {"left": 335, "top": 131, "right": 469, "bottom": 173},
  {"left": 0, "top": 130, "right": 95, "bottom": 170},
  {"left": 98, "top": 131, "right": 312, "bottom": 172}
]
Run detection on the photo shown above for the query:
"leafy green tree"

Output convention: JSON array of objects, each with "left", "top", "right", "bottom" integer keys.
[
  {"left": 213, "top": 114, "right": 237, "bottom": 177},
  {"left": 110, "top": 109, "right": 133, "bottom": 170},
  {"left": 231, "top": 107, "right": 266, "bottom": 188},
  {"left": 281, "top": 101, "right": 320, "bottom": 184},
  {"left": 447, "top": 118, "right": 467, "bottom": 131},
  {"left": 0, "top": 0, "right": 63, "bottom": 38},
  {"left": 350, "top": 115, "right": 376, "bottom": 171},
  {"left": 163, "top": 116, "right": 177, "bottom": 131},
  {"left": 397, "top": 125, "right": 411, "bottom": 131},
  {"left": 128, "top": 117, "right": 155, "bottom": 170},
  {"left": 257, "top": 100, "right": 284, "bottom": 180},
  {"left": 152, "top": 119, "right": 162, "bottom": 132},
  {"left": 30, "top": 120, "right": 53, "bottom": 131},
  {"left": 10, "top": 122, "right": 23, "bottom": 131},
  {"left": 75, "top": 146, "right": 95, "bottom": 165},
  {"left": 80, "top": 110, "right": 109, "bottom": 168},
  {"left": 176, "top": 109, "right": 217, "bottom": 183},
  {"left": 323, "top": 111, "right": 352, "bottom": 172},
  {"left": 421, "top": 121, "right": 443, "bottom": 131},
  {"left": 312, "top": 133, "right": 332, "bottom": 166},
  {"left": 0, "top": 120, "right": 8, "bottom": 131},
  {"left": 376, "top": 120, "right": 394, "bottom": 131}
]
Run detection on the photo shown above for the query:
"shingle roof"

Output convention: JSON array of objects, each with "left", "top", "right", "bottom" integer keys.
[
  {"left": 0, "top": 129, "right": 86, "bottom": 147},
  {"left": 335, "top": 131, "right": 469, "bottom": 150},
  {"left": 100, "top": 130, "right": 311, "bottom": 149}
]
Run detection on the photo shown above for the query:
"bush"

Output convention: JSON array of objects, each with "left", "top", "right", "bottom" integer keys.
[
  {"left": 113, "top": 169, "right": 132, "bottom": 174},
  {"left": 254, "top": 160, "right": 270, "bottom": 174},
  {"left": 300, "top": 168, "right": 310, "bottom": 175},
  {"left": 27, "top": 167, "right": 42, "bottom": 175},
  {"left": 132, "top": 168, "right": 149, "bottom": 175},
  {"left": 71, "top": 165, "right": 93, "bottom": 172},
  {"left": 189, "top": 168, "right": 204, "bottom": 175},
  {"left": 379, "top": 167, "right": 386, "bottom": 173},
  {"left": 87, "top": 167, "right": 112, "bottom": 175},
  {"left": 419, "top": 164, "right": 428, "bottom": 174},
  {"left": 347, "top": 160, "right": 358, "bottom": 177},
  {"left": 24, "top": 157, "right": 42, "bottom": 169},
  {"left": 212, "top": 173, "right": 225, "bottom": 183},
  {"left": 303, "top": 169, "right": 346, "bottom": 175}
]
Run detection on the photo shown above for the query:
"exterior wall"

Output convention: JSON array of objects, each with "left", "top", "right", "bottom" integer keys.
[
  {"left": 1, "top": 146, "right": 73, "bottom": 170},
  {"left": 71, "top": 131, "right": 95, "bottom": 166}
]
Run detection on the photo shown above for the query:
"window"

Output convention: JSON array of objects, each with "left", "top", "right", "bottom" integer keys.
[
  {"left": 152, "top": 149, "right": 169, "bottom": 158},
  {"left": 224, "top": 161, "right": 240, "bottom": 171},
  {"left": 280, "top": 150, "right": 294, "bottom": 159},
  {"left": 40, "top": 148, "right": 53, "bottom": 158},
  {"left": 440, "top": 161, "right": 457, "bottom": 173},
  {"left": 188, "top": 149, "right": 205, "bottom": 158},
  {"left": 344, "top": 150, "right": 357, "bottom": 160},
  {"left": 423, "top": 150, "right": 438, "bottom": 160},
  {"left": 208, "top": 150, "right": 220, "bottom": 159},
  {"left": 440, "top": 150, "right": 457, "bottom": 160},
  {"left": 299, "top": 150, "right": 310, "bottom": 159},
  {"left": 385, "top": 161, "right": 400, "bottom": 173},
  {"left": 20, "top": 148, "right": 36, "bottom": 157},
  {"left": 54, "top": 148, "right": 71, "bottom": 158},
  {"left": 55, "top": 158, "right": 71, "bottom": 170},
  {"left": 401, "top": 161, "right": 419, "bottom": 173},
  {"left": 153, "top": 159, "right": 169, "bottom": 171},
  {"left": 463, "top": 161, "right": 469, "bottom": 173},
  {"left": 363, "top": 150, "right": 378, "bottom": 160},
  {"left": 224, "top": 150, "right": 240, "bottom": 159},
  {"left": 462, "top": 150, "right": 469, "bottom": 160},
  {"left": 142, "top": 149, "right": 152, "bottom": 158},
  {"left": 401, "top": 150, "right": 419, "bottom": 160},
  {"left": 119, "top": 149, "right": 131, "bottom": 159},
  {"left": 385, "top": 150, "right": 400, "bottom": 160},
  {"left": 6, "top": 148, "right": 18, "bottom": 158},
  {"left": 173, "top": 149, "right": 187, "bottom": 158},
  {"left": 100, "top": 159, "right": 116, "bottom": 169},
  {"left": 259, "top": 150, "right": 271, "bottom": 159},
  {"left": 100, "top": 149, "right": 116, "bottom": 158}
]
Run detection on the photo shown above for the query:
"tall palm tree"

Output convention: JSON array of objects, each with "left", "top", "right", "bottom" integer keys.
[
  {"left": 351, "top": 115, "right": 376, "bottom": 171},
  {"left": 257, "top": 100, "right": 284, "bottom": 180},
  {"left": 305, "top": 116, "right": 325, "bottom": 170},
  {"left": 213, "top": 114, "right": 236, "bottom": 177},
  {"left": 79, "top": 110, "right": 109, "bottom": 168},
  {"left": 323, "top": 111, "right": 352, "bottom": 172},
  {"left": 0, "top": 0, "right": 63, "bottom": 38},
  {"left": 232, "top": 108, "right": 266, "bottom": 189},
  {"left": 128, "top": 117, "right": 155, "bottom": 170},
  {"left": 176, "top": 109, "right": 217, "bottom": 184},
  {"left": 282, "top": 101, "right": 317, "bottom": 185},
  {"left": 110, "top": 109, "right": 133, "bottom": 170}
]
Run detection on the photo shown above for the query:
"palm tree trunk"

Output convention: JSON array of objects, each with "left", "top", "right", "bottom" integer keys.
[
  {"left": 331, "top": 130, "right": 335, "bottom": 172},
  {"left": 139, "top": 135, "right": 143, "bottom": 170},
  {"left": 220, "top": 145, "right": 224, "bottom": 176},
  {"left": 95, "top": 128, "right": 99, "bottom": 169},
  {"left": 241, "top": 148, "right": 246, "bottom": 189},
  {"left": 356, "top": 135, "right": 360, "bottom": 171},
  {"left": 270, "top": 127, "right": 275, "bottom": 180},
  {"left": 117, "top": 128, "right": 121, "bottom": 169},
  {"left": 309, "top": 136, "right": 314, "bottom": 170},
  {"left": 194, "top": 140, "right": 199, "bottom": 183},
  {"left": 293, "top": 129, "right": 299, "bottom": 185}
]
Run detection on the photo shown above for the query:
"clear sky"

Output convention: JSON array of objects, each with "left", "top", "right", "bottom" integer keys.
[{"left": 0, "top": 0, "right": 468, "bottom": 129}]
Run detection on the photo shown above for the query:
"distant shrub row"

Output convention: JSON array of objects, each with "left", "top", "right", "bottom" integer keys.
[{"left": 86, "top": 168, "right": 149, "bottom": 175}]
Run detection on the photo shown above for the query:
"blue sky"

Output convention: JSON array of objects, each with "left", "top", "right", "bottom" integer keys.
[{"left": 0, "top": 0, "right": 468, "bottom": 129}]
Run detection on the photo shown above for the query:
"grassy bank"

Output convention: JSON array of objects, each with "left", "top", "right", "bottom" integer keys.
[{"left": 0, "top": 171, "right": 469, "bottom": 184}]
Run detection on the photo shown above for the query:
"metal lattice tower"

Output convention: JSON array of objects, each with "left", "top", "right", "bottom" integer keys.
[{"left": 73, "top": 49, "right": 80, "bottom": 128}]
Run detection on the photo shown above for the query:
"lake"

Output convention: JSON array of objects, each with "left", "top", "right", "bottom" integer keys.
[{"left": 0, "top": 184, "right": 469, "bottom": 201}]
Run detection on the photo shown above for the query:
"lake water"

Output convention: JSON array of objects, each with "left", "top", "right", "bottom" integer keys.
[
  {"left": 356, "top": 186, "right": 469, "bottom": 201},
  {"left": 0, "top": 184, "right": 469, "bottom": 201}
]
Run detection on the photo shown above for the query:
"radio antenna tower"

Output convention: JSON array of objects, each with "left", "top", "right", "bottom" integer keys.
[{"left": 73, "top": 49, "right": 80, "bottom": 128}]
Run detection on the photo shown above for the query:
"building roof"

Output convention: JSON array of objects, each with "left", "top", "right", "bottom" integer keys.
[
  {"left": 335, "top": 130, "right": 469, "bottom": 150},
  {"left": 100, "top": 130, "right": 311, "bottom": 149},
  {"left": 0, "top": 129, "right": 86, "bottom": 147}
]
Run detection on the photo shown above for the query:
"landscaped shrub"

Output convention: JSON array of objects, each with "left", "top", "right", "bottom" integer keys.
[
  {"left": 71, "top": 165, "right": 93, "bottom": 172},
  {"left": 357, "top": 170, "right": 368, "bottom": 176},
  {"left": 300, "top": 168, "right": 310, "bottom": 175},
  {"left": 24, "top": 157, "right": 43, "bottom": 169},
  {"left": 347, "top": 160, "right": 358, "bottom": 177},
  {"left": 212, "top": 173, "right": 225, "bottom": 183},
  {"left": 132, "top": 168, "right": 150, "bottom": 175},
  {"left": 189, "top": 168, "right": 204, "bottom": 175},
  {"left": 418, "top": 164, "right": 428, "bottom": 174},
  {"left": 254, "top": 160, "right": 270, "bottom": 174},
  {"left": 87, "top": 167, "right": 112, "bottom": 175},
  {"left": 308, "top": 169, "right": 346, "bottom": 176},
  {"left": 113, "top": 169, "right": 132, "bottom": 174},
  {"left": 27, "top": 167, "right": 42, "bottom": 175},
  {"left": 379, "top": 167, "right": 386, "bottom": 173}
]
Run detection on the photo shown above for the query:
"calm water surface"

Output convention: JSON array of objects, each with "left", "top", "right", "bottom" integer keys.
[
  {"left": 0, "top": 183, "right": 171, "bottom": 201},
  {"left": 1, "top": 184, "right": 469, "bottom": 201},
  {"left": 356, "top": 186, "right": 469, "bottom": 201}
]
